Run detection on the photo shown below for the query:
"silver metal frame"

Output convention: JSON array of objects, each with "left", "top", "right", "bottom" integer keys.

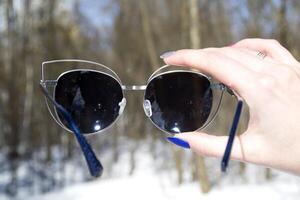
[
  {"left": 41, "top": 59, "right": 225, "bottom": 135},
  {"left": 41, "top": 59, "right": 125, "bottom": 135},
  {"left": 41, "top": 59, "right": 122, "bottom": 82},
  {"left": 143, "top": 65, "right": 224, "bottom": 135}
]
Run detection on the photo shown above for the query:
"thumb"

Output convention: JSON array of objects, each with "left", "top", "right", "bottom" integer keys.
[{"left": 172, "top": 132, "right": 246, "bottom": 162}]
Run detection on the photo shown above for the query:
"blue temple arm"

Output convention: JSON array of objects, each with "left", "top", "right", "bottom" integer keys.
[
  {"left": 221, "top": 99, "right": 243, "bottom": 173},
  {"left": 39, "top": 84, "right": 103, "bottom": 177}
]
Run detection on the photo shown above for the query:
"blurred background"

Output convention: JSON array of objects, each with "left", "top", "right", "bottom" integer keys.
[{"left": 0, "top": 0, "right": 300, "bottom": 199}]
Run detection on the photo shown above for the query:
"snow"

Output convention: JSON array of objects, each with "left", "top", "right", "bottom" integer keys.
[
  {"left": 23, "top": 147, "right": 300, "bottom": 200},
  {"left": 27, "top": 173, "right": 300, "bottom": 200}
]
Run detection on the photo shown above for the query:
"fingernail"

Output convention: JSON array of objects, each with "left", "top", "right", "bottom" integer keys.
[
  {"left": 166, "top": 137, "right": 190, "bottom": 149},
  {"left": 160, "top": 51, "right": 176, "bottom": 59}
]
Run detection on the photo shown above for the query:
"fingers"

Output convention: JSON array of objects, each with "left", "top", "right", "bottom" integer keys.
[
  {"left": 171, "top": 131, "right": 272, "bottom": 169},
  {"left": 234, "top": 38, "right": 299, "bottom": 65},
  {"left": 162, "top": 49, "right": 257, "bottom": 96},
  {"left": 203, "top": 47, "right": 276, "bottom": 73},
  {"left": 173, "top": 132, "right": 246, "bottom": 161}
]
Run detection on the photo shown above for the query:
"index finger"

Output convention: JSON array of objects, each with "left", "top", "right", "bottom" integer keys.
[{"left": 162, "top": 49, "right": 257, "bottom": 96}]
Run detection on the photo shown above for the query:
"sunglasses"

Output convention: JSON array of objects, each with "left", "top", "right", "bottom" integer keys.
[{"left": 40, "top": 59, "right": 243, "bottom": 177}]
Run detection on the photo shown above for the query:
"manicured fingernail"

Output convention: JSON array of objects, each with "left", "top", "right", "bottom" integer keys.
[
  {"left": 160, "top": 51, "right": 176, "bottom": 59},
  {"left": 167, "top": 137, "right": 190, "bottom": 149}
]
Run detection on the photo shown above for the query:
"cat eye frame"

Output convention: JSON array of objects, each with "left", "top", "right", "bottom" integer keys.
[{"left": 40, "top": 59, "right": 243, "bottom": 177}]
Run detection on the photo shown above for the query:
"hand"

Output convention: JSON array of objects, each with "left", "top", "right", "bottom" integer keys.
[{"left": 162, "top": 38, "right": 300, "bottom": 175}]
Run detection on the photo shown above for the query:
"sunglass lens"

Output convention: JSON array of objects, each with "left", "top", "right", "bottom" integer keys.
[
  {"left": 144, "top": 72, "right": 212, "bottom": 133},
  {"left": 55, "top": 70, "right": 123, "bottom": 134}
]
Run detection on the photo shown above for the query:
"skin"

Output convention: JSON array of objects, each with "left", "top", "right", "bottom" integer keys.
[{"left": 162, "top": 38, "right": 300, "bottom": 175}]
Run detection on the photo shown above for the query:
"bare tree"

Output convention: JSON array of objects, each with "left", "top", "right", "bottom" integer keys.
[
  {"left": 188, "top": 0, "right": 210, "bottom": 193},
  {"left": 4, "top": 0, "right": 21, "bottom": 195},
  {"left": 22, "top": 0, "right": 34, "bottom": 152},
  {"left": 139, "top": 0, "right": 160, "bottom": 69}
]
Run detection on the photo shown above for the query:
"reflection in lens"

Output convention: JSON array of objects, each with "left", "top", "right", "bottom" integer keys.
[
  {"left": 55, "top": 70, "right": 123, "bottom": 134},
  {"left": 94, "top": 120, "right": 101, "bottom": 131},
  {"left": 144, "top": 71, "right": 213, "bottom": 133},
  {"left": 171, "top": 123, "right": 181, "bottom": 133}
]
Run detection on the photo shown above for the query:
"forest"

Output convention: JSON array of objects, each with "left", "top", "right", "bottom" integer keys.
[{"left": 0, "top": 0, "right": 300, "bottom": 198}]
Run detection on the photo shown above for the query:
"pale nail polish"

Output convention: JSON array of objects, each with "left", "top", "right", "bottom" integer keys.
[{"left": 160, "top": 51, "right": 176, "bottom": 59}]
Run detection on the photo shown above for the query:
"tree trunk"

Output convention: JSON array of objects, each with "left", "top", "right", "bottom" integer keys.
[
  {"left": 180, "top": 0, "right": 189, "bottom": 47},
  {"left": 5, "top": 0, "right": 20, "bottom": 196},
  {"left": 278, "top": 0, "right": 288, "bottom": 47},
  {"left": 189, "top": 0, "right": 211, "bottom": 193},
  {"left": 265, "top": 168, "right": 272, "bottom": 180},
  {"left": 22, "top": 0, "right": 34, "bottom": 152},
  {"left": 173, "top": 146, "right": 183, "bottom": 184},
  {"left": 189, "top": 0, "right": 200, "bottom": 49},
  {"left": 139, "top": 0, "right": 160, "bottom": 69}
]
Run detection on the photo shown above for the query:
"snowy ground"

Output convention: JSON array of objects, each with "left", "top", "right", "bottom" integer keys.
[
  {"left": 29, "top": 170, "right": 300, "bottom": 200},
  {"left": 1, "top": 146, "right": 300, "bottom": 200}
]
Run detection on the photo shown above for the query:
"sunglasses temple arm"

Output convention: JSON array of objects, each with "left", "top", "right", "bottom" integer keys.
[
  {"left": 221, "top": 99, "right": 243, "bottom": 173},
  {"left": 39, "top": 84, "right": 103, "bottom": 177}
]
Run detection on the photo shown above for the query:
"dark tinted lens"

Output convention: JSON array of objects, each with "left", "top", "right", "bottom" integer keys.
[
  {"left": 55, "top": 70, "right": 123, "bottom": 134},
  {"left": 145, "top": 71, "right": 212, "bottom": 133}
]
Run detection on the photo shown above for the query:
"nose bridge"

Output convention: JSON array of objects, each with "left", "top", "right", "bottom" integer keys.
[{"left": 122, "top": 85, "right": 147, "bottom": 91}]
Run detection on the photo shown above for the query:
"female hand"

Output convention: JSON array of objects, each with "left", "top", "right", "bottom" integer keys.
[{"left": 161, "top": 38, "right": 300, "bottom": 175}]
